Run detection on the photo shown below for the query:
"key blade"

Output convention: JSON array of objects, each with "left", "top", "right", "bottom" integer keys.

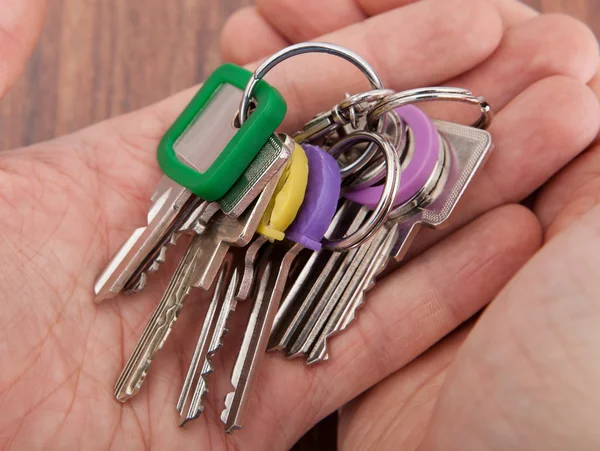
[
  {"left": 123, "top": 199, "right": 209, "bottom": 294},
  {"left": 222, "top": 244, "right": 302, "bottom": 433},
  {"left": 113, "top": 234, "right": 205, "bottom": 402},
  {"left": 183, "top": 266, "right": 241, "bottom": 425},
  {"left": 390, "top": 120, "right": 493, "bottom": 261},
  {"left": 94, "top": 177, "right": 194, "bottom": 302},
  {"left": 339, "top": 224, "right": 398, "bottom": 332},
  {"left": 269, "top": 203, "right": 368, "bottom": 353},
  {"left": 237, "top": 236, "right": 269, "bottom": 301},
  {"left": 177, "top": 265, "right": 227, "bottom": 426},
  {"left": 187, "top": 173, "right": 281, "bottom": 292},
  {"left": 306, "top": 226, "right": 389, "bottom": 365}
]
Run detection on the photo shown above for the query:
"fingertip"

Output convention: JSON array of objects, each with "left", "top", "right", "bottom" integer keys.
[
  {"left": 451, "top": 0, "right": 504, "bottom": 63},
  {"left": 541, "top": 76, "right": 600, "bottom": 153},
  {"left": 534, "top": 14, "right": 600, "bottom": 84},
  {"left": 490, "top": 204, "right": 543, "bottom": 256}
]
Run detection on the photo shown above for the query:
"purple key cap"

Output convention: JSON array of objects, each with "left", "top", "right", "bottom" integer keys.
[
  {"left": 286, "top": 144, "right": 341, "bottom": 251},
  {"left": 344, "top": 105, "right": 440, "bottom": 210}
]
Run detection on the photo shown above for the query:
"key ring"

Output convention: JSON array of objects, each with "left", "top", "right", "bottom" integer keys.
[
  {"left": 321, "top": 131, "right": 401, "bottom": 251},
  {"left": 238, "top": 42, "right": 384, "bottom": 124},
  {"left": 346, "top": 108, "right": 407, "bottom": 189},
  {"left": 368, "top": 87, "right": 493, "bottom": 130},
  {"left": 238, "top": 42, "right": 388, "bottom": 178}
]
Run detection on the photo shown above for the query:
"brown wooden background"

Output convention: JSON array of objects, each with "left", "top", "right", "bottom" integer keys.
[{"left": 0, "top": 0, "right": 597, "bottom": 449}]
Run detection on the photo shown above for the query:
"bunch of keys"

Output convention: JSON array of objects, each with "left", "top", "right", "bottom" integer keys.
[{"left": 93, "top": 42, "right": 493, "bottom": 434}]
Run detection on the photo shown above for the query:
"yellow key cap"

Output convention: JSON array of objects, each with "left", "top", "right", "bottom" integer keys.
[{"left": 257, "top": 142, "right": 309, "bottom": 241}]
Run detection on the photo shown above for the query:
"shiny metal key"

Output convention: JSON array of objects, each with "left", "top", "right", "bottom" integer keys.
[
  {"left": 93, "top": 134, "right": 292, "bottom": 302},
  {"left": 94, "top": 179, "right": 201, "bottom": 302},
  {"left": 222, "top": 242, "right": 302, "bottom": 433},
  {"left": 113, "top": 176, "right": 278, "bottom": 402},
  {"left": 287, "top": 224, "right": 389, "bottom": 361},
  {"left": 177, "top": 256, "right": 240, "bottom": 425},
  {"left": 302, "top": 120, "right": 493, "bottom": 363},
  {"left": 305, "top": 224, "right": 397, "bottom": 364},
  {"left": 268, "top": 202, "right": 368, "bottom": 352},
  {"left": 389, "top": 120, "right": 493, "bottom": 260}
]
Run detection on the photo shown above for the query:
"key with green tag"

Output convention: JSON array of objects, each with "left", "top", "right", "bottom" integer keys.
[
  {"left": 93, "top": 64, "right": 287, "bottom": 302},
  {"left": 158, "top": 63, "right": 287, "bottom": 201}
]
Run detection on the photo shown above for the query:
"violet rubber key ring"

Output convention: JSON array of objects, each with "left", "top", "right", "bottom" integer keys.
[
  {"left": 345, "top": 105, "right": 440, "bottom": 209},
  {"left": 322, "top": 131, "right": 401, "bottom": 251},
  {"left": 238, "top": 42, "right": 384, "bottom": 126}
]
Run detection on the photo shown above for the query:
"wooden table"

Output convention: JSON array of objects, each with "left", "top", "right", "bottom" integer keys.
[{"left": 0, "top": 1, "right": 596, "bottom": 449}]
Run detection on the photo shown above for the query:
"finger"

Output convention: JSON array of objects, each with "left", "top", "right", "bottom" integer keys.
[
  {"left": 227, "top": 0, "right": 504, "bottom": 131},
  {"left": 531, "top": 63, "right": 600, "bottom": 239},
  {"left": 220, "top": 0, "right": 539, "bottom": 65},
  {"left": 221, "top": 0, "right": 500, "bottom": 67},
  {"left": 419, "top": 203, "right": 600, "bottom": 451},
  {"left": 255, "top": 0, "right": 366, "bottom": 44},
  {"left": 227, "top": 205, "right": 541, "bottom": 449},
  {"left": 534, "top": 142, "right": 600, "bottom": 240},
  {"left": 486, "top": 0, "right": 538, "bottom": 27},
  {"left": 401, "top": 76, "right": 600, "bottom": 264},
  {"left": 338, "top": 325, "right": 470, "bottom": 451},
  {"left": 440, "top": 13, "right": 600, "bottom": 116},
  {"left": 0, "top": 0, "right": 46, "bottom": 97},
  {"left": 220, "top": 6, "right": 289, "bottom": 65}
]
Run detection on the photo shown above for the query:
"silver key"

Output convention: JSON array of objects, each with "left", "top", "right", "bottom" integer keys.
[
  {"left": 303, "top": 120, "right": 493, "bottom": 363},
  {"left": 390, "top": 120, "right": 493, "bottom": 261},
  {"left": 124, "top": 201, "right": 220, "bottom": 293},
  {"left": 268, "top": 203, "right": 368, "bottom": 352},
  {"left": 283, "top": 215, "right": 377, "bottom": 359},
  {"left": 94, "top": 178, "right": 200, "bottom": 301},
  {"left": 94, "top": 133, "right": 292, "bottom": 302},
  {"left": 113, "top": 176, "right": 278, "bottom": 402},
  {"left": 222, "top": 242, "right": 302, "bottom": 433},
  {"left": 177, "top": 263, "right": 228, "bottom": 425},
  {"left": 183, "top": 265, "right": 241, "bottom": 424},
  {"left": 306, "top": 224, "right": 397, "bottom": 364}
]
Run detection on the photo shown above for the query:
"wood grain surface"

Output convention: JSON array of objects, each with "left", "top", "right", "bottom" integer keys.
[{"left": 0, "top": 0, "right": 597, "bottom": 450}]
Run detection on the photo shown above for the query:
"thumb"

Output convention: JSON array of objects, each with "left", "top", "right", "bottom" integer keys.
[{"left": 0, "top": 0, "right": 46, "bottom": 98}]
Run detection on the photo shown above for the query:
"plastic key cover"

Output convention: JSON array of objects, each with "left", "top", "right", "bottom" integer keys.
[
  {"left": 157, "top": 63, "right": 287, "bottom": 201},
  {"left": 286, "top": 144, "right": 341, "bottom": 251},
  {"left": 257, "top": 143, "right": 309, "bottom": 241},
  {"left": 344, "top": 105, "right": 439, "bottom": 209}
]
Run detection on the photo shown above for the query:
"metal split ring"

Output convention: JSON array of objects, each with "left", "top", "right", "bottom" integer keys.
[
  {"left": 368, "top": 87, "right": 493, "bottom": 130},
  {"left": 238, "top": 42, "right": 389, "bottom": 179},
  {"left": 321, "top": 131, "right": 401, "bottom": 251}
]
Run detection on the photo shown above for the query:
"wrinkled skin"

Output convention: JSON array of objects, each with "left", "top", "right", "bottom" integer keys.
[{"left": 1, "top": 0, "right": 600, "bottom": 450}]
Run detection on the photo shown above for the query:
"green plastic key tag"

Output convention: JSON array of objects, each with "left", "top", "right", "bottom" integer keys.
[{"left": 157, "top": 63, "right": 287, "bottom": 201}]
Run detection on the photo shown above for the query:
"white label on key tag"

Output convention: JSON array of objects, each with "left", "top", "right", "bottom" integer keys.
[{"left": 173, "top": 84, "right": 242, "bottom": 173}]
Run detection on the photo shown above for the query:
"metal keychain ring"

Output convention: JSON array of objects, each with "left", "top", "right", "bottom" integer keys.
[
  {"left": 337, "top": 89, "right": 395, "bottom": 119},
  {"left": 321, "top": 131, "right": 401, "bottom": 251},
  {"left": 238, "top": 42, "right": 388, "bottom": 178},
  {"left": 349, "top": 111, "right": 408, "bottom": 189},
  {"left": 239, "top": 42, "right": 384, "bottom": 125},
  {"left": 368, "top": 87, "right": 493, "bottom": 130}
]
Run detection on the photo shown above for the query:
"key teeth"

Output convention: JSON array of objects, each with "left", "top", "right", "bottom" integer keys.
[
  {"left": 126, "top": 231, "right": 182, "bottom": 294},
  {"left": 221, "top": 391, "right": 239, "bottom": 432}
]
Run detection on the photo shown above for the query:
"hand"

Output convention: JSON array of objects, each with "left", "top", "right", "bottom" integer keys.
[
  {"left": 1, "top": 1, "right": 598, "bottom": 451},
  {"left": 233, "top": 1, "right": 600, "bottom": 449}
]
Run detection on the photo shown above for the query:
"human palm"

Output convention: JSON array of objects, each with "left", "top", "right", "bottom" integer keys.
[{"left": 1, "top": 0, "right": 600, "bottom": 450}]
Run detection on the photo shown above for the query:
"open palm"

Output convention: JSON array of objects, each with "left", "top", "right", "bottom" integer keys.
[{"left": 1, "top": 0, "right": 599, "bottom": 450}]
